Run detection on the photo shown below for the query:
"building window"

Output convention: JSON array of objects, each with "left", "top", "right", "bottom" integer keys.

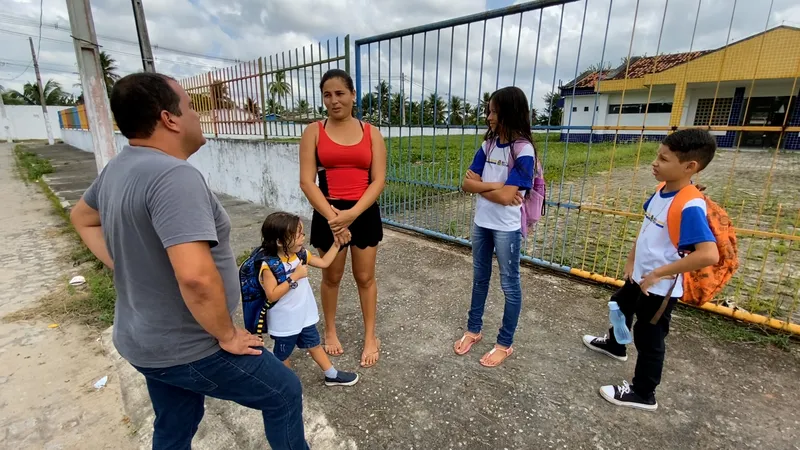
[
  {"left": 572, "top": 107, "right": 577, "bottom": 112},
  {"left": 584, "top": 106, "right": 589, "bottom": 112},
  {"left": 608, "top": 103, "right": 673, "bottom": 114},
  {"left": 693, "top": 98, "right": 733, "bottom": 126}
]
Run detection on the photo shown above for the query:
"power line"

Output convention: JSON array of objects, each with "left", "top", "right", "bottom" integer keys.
[
  {"left": 0, "top": 28, "right": 220, "bottom": 70},
  {"left": 0, "top": 13, "right": 241, "bottom": 64}
]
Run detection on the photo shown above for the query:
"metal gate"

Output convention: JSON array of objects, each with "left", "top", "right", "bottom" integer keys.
[{"left": 354, "top": 0, "right": 800, "bottom": 334}]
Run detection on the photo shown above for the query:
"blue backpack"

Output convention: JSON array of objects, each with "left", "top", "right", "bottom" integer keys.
[{"left": 239, "top": 246, "right": 309, "bottom": 335}]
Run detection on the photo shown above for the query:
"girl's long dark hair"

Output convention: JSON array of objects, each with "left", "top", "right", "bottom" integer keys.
[
  {"left": 483, "top": 86, "right": 534, "bottom": 146},
  {"left": 260, "top": 212, "right": 301, "bottom": 257}
]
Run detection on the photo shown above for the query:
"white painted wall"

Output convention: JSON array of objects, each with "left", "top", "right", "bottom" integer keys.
[
  {"left": 0, "top": 105, "right": 72, "bottom": 141},
  {"left": 562, "top": 90, "right": 673, "bottom": 135},
  {"left": 61, "top": 129, "right": 312, "bottom": 217}
]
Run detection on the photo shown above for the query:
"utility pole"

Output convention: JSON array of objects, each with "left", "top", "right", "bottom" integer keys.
[
  {"left": 66, "top": 0, "right": 117, "bottom": 171},
  {"left": 29, "top": 37, "right": 55, "bottom": 145},
  {"left": 0, "top": 93, "right": 13, "bottom": 143},
  {"left": 131, "top": 0, "right": 155, "bottom": 72}
]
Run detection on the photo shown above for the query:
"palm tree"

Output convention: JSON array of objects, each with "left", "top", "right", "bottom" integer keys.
[
  {"left": 1, "top": 85, "right": 23, "bottom": 105},
  {"left": 245, "top": 96, "right": 260, "bottom": 117},
  {"left": 210, "top": 80, "right": 234, "bottom": 109},
  {"left": 316, "top": 105, "right": 327, "bottom": 118},
  {"left": 448, "top": 96, "right": 464, "bottom": 125},
  {"left": 99, "top": 51, "right": 120, "bottom": 97},
  {"left": 268, "top": 71, "right": 292, "bottom": 106},
  {"left": 295, "top": 99, "right": 311, "bottom": 115},
  {"left": 4, "top": 79, "right": 72, "bottom": 106},
  {"left": 266, "top": 98, "right": 283, "bottom": 115},
  {"left": 424, "top": 93, "right": 447, "bottom": 125},
  {"left": 478, "top": 92, "right": 491, "bottom": 124}
]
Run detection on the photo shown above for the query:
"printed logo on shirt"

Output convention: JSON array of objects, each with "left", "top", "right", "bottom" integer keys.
[{"left": 643, "top": 210, "right": 665, "bottom": 228}]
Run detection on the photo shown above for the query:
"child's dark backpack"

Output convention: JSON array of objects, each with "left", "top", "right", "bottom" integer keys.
[{"left": 239, "top": 246, "right": 309, "bottom": 335}]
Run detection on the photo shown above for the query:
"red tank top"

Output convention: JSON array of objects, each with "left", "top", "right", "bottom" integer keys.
[{"left": 316, "top": 120, "right": 372, "bottom": 201}]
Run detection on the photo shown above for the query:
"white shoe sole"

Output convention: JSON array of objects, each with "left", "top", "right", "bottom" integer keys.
[
  {"left": 325, "top": 375, "right": 360, "bottom": 387},
  {"left": 582, "top": 336, "right": 628, "bottom": 362},
  {"left": 599, "top": 386, "right": 658, "bottom": 411}
]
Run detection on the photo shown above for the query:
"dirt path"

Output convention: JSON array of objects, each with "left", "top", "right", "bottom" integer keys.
[{"left": 0, "top": 143, "right": 135, "bottom": 450}]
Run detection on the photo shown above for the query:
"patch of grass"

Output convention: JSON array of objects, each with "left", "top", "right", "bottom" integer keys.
[
  {"left": 14, "top": 145, "right": 54, "bottom": 181},
  {"left": 9, "top": 145, "right": 116, "bottom": 328},
  {"left": 676, "top": 304, "right": 797, "bottom": 351}
]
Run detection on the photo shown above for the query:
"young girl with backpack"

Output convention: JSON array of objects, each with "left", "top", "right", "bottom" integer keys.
[
  {"left": 453, "top": 86, "right": 543, "bottom": 367},
  {"left": 254, "top": 211, "right": 360, "bottom": 387}
]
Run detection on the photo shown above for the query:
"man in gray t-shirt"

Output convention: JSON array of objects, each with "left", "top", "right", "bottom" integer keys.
[
  {"left": 83, "top": 146, "right": 240, "bottom": 368},
  {"left": 70, "top": 72, "right": 309, "bottom": 450}
]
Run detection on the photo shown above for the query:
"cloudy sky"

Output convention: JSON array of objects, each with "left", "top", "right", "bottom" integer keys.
[{"left": 1, "top": 0, "right": 798, "bottom": 111}]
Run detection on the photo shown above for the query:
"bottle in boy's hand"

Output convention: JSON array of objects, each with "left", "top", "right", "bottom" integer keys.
[{"left": 608, "top": 301, "right": 632, "bottom": 344}]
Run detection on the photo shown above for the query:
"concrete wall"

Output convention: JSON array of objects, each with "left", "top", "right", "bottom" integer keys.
[
  {"left": 60, "top": 129, "right": 312, "bottom": 217},
  {"left": 1, "top": 105, "right": 72, "bottom": 141}
]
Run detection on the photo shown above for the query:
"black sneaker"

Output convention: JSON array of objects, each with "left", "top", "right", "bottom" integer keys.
[
  {"left": 599, "top": 380, "right": 658, "bottom": 411},
  {"left": 582, "top": 334, "right": 627, "bottom": 362},
  {"left": 324, "top": 370, "right": 359, "bottom": 387}
]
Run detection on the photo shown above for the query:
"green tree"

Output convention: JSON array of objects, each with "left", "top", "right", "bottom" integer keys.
[
  {"left": 295, "top": 99, "right": 311, "bottom": 115},
  {"left": 477, "top": 92, "right": 491, "bottom": 125},
  {"left": 210, "top": 80, "right": 234, "bottom": 109},
  {"left": 245, "top": 96, "right": 260, "bottom": 117},
  {"left": 538, "top": 92, "right": 563, "bottom": 126},
  {"left": 268, "top": 71, "right": 292, "bottom": 106},
  {"left": 423, "top": 93, "right": 447, "bottom": 125},
  {"left": 4, "top": 79, "right": 73, "bottom": 106},
  {"left": 99, "top": 51, "right": 120, "bottom": 97}
]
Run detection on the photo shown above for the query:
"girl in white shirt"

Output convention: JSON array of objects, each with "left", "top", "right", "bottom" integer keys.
[
  {"left": 454, "top": 86, "right": 537, "bottom": 367},
  {"left": 258, "top": 212, "right": 359, "bottom": 387}
]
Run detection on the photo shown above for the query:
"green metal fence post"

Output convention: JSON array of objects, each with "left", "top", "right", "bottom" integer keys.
[{"left": 344, "top": 34, "right": 351, "bottom": 75}]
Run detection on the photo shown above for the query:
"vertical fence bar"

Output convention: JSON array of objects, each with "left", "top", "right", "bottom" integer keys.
[
  {"left": 368, "top": 42, "right": 373, "bottom": 120},
  {"left": 355, "top": 42, "right": 363, "bottom": 119},
  {"left": 336, "top": 36, "right": 341, "bottom": 70},
  {"left": 344, "top": 35, "right": 351, "bottom": 75},
  {"left": 259, "top": 57, "right": 268, "bottom": 138},
  {"left": 552, "top": 0, "right": 589, "bottom": 263},
  {"left": 311, "top": 44, "right": 318, "bottom": 121}
]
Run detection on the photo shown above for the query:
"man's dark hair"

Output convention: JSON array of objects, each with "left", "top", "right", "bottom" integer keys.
[
  {"left": 662, "top": 128, "right": 717, "bottom": 170},
  {"left": 110, "top": 72, "right": 182, "bottom": 139}
]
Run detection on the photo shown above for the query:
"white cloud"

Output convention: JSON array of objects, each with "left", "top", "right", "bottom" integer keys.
[{"left": 0, "top": 0, "right": 797, "bottom": 112}]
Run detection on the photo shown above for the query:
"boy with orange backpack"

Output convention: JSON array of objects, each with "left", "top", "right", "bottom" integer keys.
[{"left": 582, "top": 128, "right": 738, "bottom": 411}]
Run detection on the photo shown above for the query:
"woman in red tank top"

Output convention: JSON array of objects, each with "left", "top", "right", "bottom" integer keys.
[{"left": 299, "top": 69, "right": 386, "bottom": 368}]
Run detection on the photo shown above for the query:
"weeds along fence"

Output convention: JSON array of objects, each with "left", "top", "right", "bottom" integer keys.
[{"left": 57, "top": 0, "right": 800, "bottom": 336}]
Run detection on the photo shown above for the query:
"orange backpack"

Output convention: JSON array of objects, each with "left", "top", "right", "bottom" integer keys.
[{"left": 658, "top": 182, "right": 740, "bottom": 306}]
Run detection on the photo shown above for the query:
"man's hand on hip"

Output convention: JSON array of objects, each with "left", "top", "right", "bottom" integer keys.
[{"left": 219, "top": 327, "right": 264, "bottom": 356}]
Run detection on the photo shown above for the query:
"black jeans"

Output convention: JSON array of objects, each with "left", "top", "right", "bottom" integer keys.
[{"left": 606, "top": 280, "right": 679, "bottom": 398}]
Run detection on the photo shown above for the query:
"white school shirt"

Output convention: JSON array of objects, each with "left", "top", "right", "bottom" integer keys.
[
  {"left": 259, "top": 254, "right": 319, "bottom": 337},
  {"left": 632, "top": 186, "right": 715, "bottom": 297},
  {"left": 468, "top": 138, "right": 536, "bottom": 232}
]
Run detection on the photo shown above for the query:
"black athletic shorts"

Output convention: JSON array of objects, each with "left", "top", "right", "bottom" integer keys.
[{"left": 310, "top": 199, "right": 383, "bottom": 252}]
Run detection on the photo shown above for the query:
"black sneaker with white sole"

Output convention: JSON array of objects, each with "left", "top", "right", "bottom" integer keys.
[
  {"left": 599, "top": 380, "right": 658, "bottom": 411},
  {"left": 581, "top": 334, "right": 627, "bottom": 362},
  {"left": 324, "top": 371, "right": 360, "bottom": 387}
]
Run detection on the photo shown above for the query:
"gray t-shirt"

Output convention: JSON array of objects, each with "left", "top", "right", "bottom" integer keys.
[{"left": 83, "top": 145, "right": 239, "bottom": 368}]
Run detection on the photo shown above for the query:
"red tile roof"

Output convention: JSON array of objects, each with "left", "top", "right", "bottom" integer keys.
[{"left": 609, "top": 51, "right": 709, "bottom": 80}]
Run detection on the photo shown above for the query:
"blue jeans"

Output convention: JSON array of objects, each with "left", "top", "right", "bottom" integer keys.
[
  {"left": 467, "top": 223, "right": 523, "bottom": 347},
  {"left": 134, "top": 349, "right": 309, "bottom": 450}
]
